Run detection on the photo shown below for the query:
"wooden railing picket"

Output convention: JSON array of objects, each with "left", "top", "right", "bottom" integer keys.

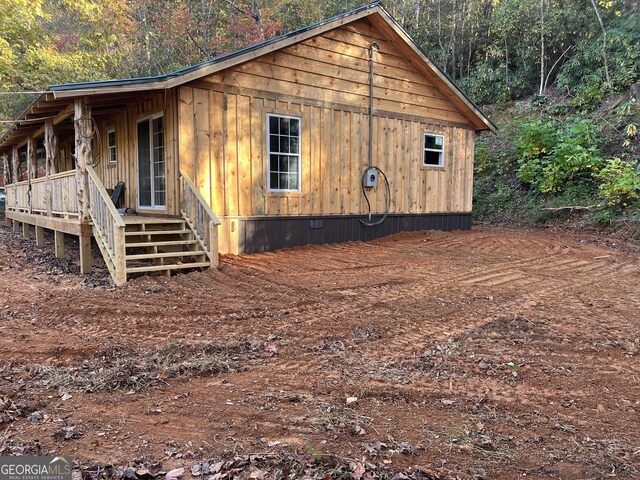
[{"left": 179, "top": 171, "right": 221, "bottom": 267}]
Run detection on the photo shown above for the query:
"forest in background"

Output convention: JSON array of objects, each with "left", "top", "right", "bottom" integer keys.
[{"left": 1, "top": 0, "right": 639, "bottom": 233}]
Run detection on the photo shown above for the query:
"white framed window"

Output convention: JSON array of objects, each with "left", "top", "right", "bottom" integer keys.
[
  {"left": 107, "top": 129, "right": 117, "bottom": 165},
  {"left": 267, "top": 113, "right": 301, "bottom": 192},
  {"left": 423, "top": 132, "right": 445, "bottom": 167}
]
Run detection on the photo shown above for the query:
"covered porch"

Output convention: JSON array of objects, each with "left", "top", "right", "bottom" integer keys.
[{"left": 1, "top": 93, "right": 220, "bottom": 286}]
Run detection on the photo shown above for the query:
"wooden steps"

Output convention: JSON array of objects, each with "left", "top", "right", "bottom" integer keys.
[
  {"left": 126, "top": 250, "right": 207, "bottom": 260},
  {"left": 126, "top": 239, "right": 198, "bottom": 248},
  {"left": 123, "top": 217, "right": 211, "bottom": 278},
  {"left": 125, "top": 229, "right": 191, "bottom": 236},
  {"left": 126, "top": 262, "right": 211, "bottom": 274}
]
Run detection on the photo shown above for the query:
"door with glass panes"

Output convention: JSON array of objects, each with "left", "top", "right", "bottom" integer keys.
[{"left": 137, "top": 114, "right": 166, "bottom": 209}]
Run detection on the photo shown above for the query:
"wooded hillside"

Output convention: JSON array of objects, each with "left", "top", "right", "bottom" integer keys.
[
  {"left": 2, "top": 0, "right": 639, "bottom": 231},
  {"left": 2, "top": 0, "right": 638, "bottom": 113}
]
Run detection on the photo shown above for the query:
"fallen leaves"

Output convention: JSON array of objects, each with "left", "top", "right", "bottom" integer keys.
[{"left": 70, "top": 454, "right": 447, "bottom": 480}]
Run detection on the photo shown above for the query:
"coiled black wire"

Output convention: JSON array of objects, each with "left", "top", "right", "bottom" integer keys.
[{"left": 360, "top": 166, "right": 390, "bottom": 227}]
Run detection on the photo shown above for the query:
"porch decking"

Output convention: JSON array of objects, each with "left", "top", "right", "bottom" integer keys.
[{"left": 5, "top": 165, "right": 220, "bottom": 285}]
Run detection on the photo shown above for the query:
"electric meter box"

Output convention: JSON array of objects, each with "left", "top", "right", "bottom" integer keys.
[{"left": 363, "top": 167, "right": 378, "bottom": 188}]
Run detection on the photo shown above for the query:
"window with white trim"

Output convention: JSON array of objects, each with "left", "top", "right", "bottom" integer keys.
[
  {"left": 267, "top": 114, "right": 301, "bottom": 191},
  {"left": 423, "top": 132, "right": 444, "bottom": 167},
  {"left": 107, "top": 129, "right": 117, "bottom": 165}
]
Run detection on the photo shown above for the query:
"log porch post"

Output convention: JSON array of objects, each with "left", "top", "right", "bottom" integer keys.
[
  {"left": 26, "top": 136, "right": 35, "bottom": 214},
  {"left": 2, "top": 153, "right": 9, "bottom": 186},
  {"left": 35, "top": 226, "right": 45, "bottom": 248},
  {"left": 74, "top": 97, "right": 93, "bottom": 274},
  {"left": 11, "top": 146, "right": 18, "bottom": 183},
  {"left": 2, "top": 152, "right": 9, "bottom": 225},
  {"left": 44, "top": 119, "right": 57, "bottom": 217},
  {"left": 11, "top": 146, "right": 18, "bottom": 208}
]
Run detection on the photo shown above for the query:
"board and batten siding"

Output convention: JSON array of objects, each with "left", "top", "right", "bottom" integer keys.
[
  {"left": 178, "top": 18, "right": 476, "bottom": 253},
  {"left": 94, "top": 90, "right": 180, "bottom": 215}
]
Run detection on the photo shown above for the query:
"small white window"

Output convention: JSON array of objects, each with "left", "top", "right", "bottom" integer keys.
[
  {"left": 423, "top": 133, "right": 444, "bottom": 167},
  {"left": 267, "top": 114, "right": 301, "bottom": 191},
  {"left": 107, "top": 129, "right": 117, "bottom": 165}
]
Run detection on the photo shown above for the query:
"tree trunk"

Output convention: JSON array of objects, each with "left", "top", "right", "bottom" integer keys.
[
  {"left": 251, "top": 0, "right": 265, "bottom": 41},
  {"left": 589, "top": 0, "right": 611, "bottom": 86},
  {"left": 539, "top": 0, "right": 546, "bottom": 95}
]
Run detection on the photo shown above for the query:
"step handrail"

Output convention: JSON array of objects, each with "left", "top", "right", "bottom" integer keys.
[
  {"left": 179, "top": 171, "right": 221, "bottom": 225},
  {"left": 179, "top": 170, "right": 221, "bottom": 267},
  {"left": 87, "top": 165, "right": 125, "bottom": 228},
  {"left": 86, "top": 164, "right": 127, "bottom": 285}
]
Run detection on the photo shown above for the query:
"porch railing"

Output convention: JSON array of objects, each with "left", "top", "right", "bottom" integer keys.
[
  {"left": 5, "top": 183, "right": 16, "bottom": 211},
  {"left": 87, "top": 164, "right": 127, "bottom": 285},
  {"left": 6, "top": 180, "right": 29, "bottom": 213},
  {"left": 5, "top": 170, "right": 78, "bottom": 217},
  {"left": 50, "top": 171, "right": 79, "bottom": 215},
  {"left": 179, "top": 171, "right": 221, "bottom": 267}
]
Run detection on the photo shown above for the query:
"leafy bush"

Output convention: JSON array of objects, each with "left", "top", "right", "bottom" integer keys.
[
  {"left": 589, "top": 208, "right": 617, "bottom": 227},
  {"left": 516, "top": 117, "right": 604, "bottom": 193},
  {"left": 597, "top": 157, "right": 640, "bottom": 207},
  {"left": 474, "top": 138, "right": 491, "bottom": 175}
]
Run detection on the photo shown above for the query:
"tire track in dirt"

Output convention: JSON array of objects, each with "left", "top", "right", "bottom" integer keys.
[{"left": 349, "top": 259, "right": 639, "bottom": 364}]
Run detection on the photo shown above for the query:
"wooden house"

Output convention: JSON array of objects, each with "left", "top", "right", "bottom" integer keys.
[{"left": 0, "top": 2, "right": 496, "bottom": 286}]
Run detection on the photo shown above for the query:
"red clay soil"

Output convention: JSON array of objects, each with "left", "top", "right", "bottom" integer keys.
[{"left": 0, "top": 225, "right": 638, "bottom": 479}]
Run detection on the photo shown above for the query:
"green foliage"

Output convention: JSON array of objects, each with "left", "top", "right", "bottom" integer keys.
[
  {"left": 557, "top": 13, "right": 640, "bottom": 109},
  {"left": 596, "top": 157, "right": 640, "bottom": 207},
  {"left": 516, "top": 117, "right": 604, "bottom": 193},
  {"left": 474, "top": 138, "right": 491, "bottom": 176},
  {"left": 1, "top": 0, "right": 638, "bottom": 114}
]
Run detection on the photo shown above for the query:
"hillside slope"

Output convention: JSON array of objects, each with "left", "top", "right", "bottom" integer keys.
[{"left": 474, "top": 85, "right": 640, "bottom": 240}]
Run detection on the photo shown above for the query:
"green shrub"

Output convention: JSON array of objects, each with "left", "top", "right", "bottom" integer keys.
[
  {"left": 516, "top": 117, "right": 604, "bottom": 193},
  {"left": 597, "top": 157, "right": 640, "bottom": 207},
  {"left": 589, "top": 208, "right": 617, "bottom": 227},
  {"left": 474, "top": 138, "right": 492, "bottom": 175}
]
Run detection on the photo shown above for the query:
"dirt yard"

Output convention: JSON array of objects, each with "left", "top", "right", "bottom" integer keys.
[{"left": 0, "top": 224, "right": 638, "bottom": 479}]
